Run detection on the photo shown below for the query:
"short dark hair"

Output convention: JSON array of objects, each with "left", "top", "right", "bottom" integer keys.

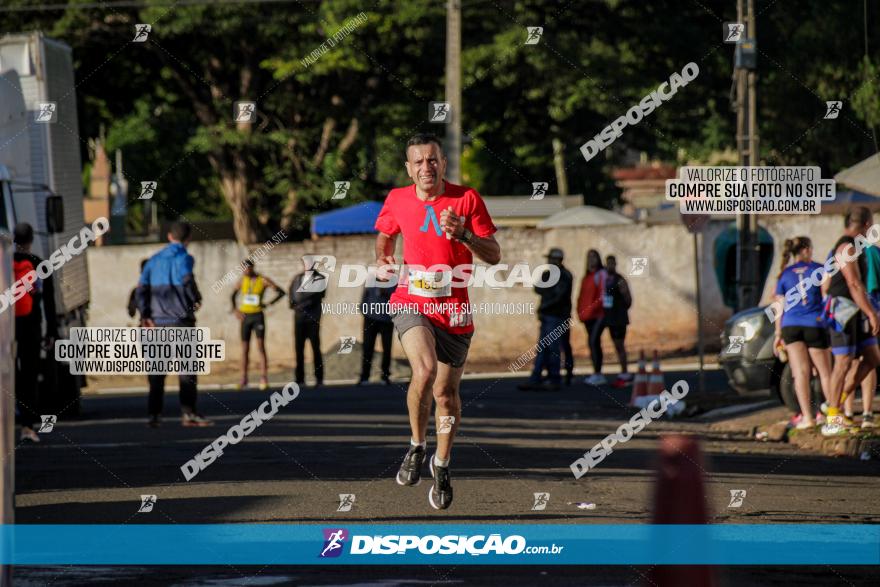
[
  {"left": 243, "top": 259, "right": 255, "bottom": 269},
  {"left": 406, "top": 133, "right": 443, "bottom": 158},
  {"left": 13, "top": 223, "right": 34, "bottom": 246},
  {"left": 845, "top": 206, "right": 872, "bottom": 228},
  {"left": 169, "top": 221, "right": 192, "bottom": 242}
]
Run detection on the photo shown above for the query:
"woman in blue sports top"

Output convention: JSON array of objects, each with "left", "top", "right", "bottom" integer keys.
[{"left": 772, "top": 236, "right": 832, "bottom": 429}]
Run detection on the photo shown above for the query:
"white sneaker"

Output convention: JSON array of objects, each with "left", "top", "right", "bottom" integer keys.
[
  {"left": 617, "top": 372, "right": 634, "bottom": 382},
  {"left": 20, "top": 427, "right": 40, "bottom": 443},
  {"left": 820, "top": 402, "right": 829, "bottom": 415},
  {"left": 861, "top": 414, "right": 876, "bottom": 430},
  {"left": 584, "top": 373, "right": 607, "bottom": 385},
  {"left": 821, "top": 415, "right": 849, "bottom": 437}
]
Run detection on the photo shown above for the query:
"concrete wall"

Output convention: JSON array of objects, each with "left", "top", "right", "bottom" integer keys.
[{"left": 85, "top": 215, "right": 844, "bottom": 366}]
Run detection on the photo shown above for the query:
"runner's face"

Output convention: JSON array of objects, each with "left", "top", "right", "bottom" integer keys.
[{"left": 406, "top": 143, "right": 446, "bottom": 192}]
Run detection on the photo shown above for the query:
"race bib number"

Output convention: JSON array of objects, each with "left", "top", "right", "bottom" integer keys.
[
  {"left": 243, "top": 294, "right": 261, "bottom": 307},
  {"left": 408, "top": 270, "right": 452, "bottom": 298},
  {"left": 602, "top": 294, "right": 614, "bottom": 309}
]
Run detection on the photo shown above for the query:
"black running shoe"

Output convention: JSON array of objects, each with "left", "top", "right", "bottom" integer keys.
[
  {"left": 428, "top": 458, "right": 453, "bottom": 510},
  {"left": 396, "top": 445, "right": 426, "bottom": 486}
]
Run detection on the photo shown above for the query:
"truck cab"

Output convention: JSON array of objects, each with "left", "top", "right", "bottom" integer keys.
[{"left": 0, "top": 33, "right": 93, "bottom": 415}]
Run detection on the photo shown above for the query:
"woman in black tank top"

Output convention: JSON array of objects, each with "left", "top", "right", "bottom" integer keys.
[{"left": 827, "top": 235, "right": 867, "bottom": 300}]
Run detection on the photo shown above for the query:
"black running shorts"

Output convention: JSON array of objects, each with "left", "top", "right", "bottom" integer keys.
[
  {"left": 241, "top": 312, "right": 266, "bottom": 341},
  {"left": 781, "top": 325, "right": 829, "bottom": 349},
  {"left": 391, "top": 312, "right": 473, "bottom": 368}
]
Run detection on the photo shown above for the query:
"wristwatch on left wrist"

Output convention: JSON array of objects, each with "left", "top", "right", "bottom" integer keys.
[{"left": 458, "top": 228, "right": 474, "bottom": 244}]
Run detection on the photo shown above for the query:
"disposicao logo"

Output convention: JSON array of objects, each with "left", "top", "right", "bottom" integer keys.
[{"left": 319, "top": 528, "right": 349, "bottom": 558}]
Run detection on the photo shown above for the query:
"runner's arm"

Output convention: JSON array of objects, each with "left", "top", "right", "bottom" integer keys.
[
  {"left": 375, "top": 232, "right": 396, "bottom": 262},
  {"left": 375, "top": 232, "right": 398, "bottom": 280},
  {"left": 773, "top": 294, "right": 784, "bottom": 349},
  {"left": 463, "top": 233, "right": 501, "bottom": 265},
  {"left": 263, "top": 276, "right": 286, "bottom": 305},
  {"left": 136, "top": 262, "right": 152, "bottom": 323},
  {"left": 440, "top": 208, "right": 501, "bottom": 265},
  {"left": 773, "top": 294, "right": 784, "bottom": 333},
  {"left": 838, "top": 242, "right": 878, "bottom": 332},
  {"left": 182, "top": 254, "right": 202, "bottom": 311}
]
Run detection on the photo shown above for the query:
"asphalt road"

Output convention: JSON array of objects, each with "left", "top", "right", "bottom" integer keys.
[{"left": 11, "top": 368, "right": 880, "bottom": 585}]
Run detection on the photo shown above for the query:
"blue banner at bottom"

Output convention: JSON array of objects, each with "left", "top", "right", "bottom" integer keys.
[{"left": 0, "top": 524, "right": 878, "bottom": 565}]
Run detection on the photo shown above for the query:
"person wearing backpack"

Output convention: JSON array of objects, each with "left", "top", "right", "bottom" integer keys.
[
  {"left": 13, "top": 223, "right": 58, "bottom": 443},
  {"left": 288, "top": 257, "right": 328, "bottom": 387},
  {"left": 820, "top": 207, "right": 880, "bottom": 437}
]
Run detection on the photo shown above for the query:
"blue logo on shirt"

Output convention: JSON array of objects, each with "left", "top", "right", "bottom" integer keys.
[{"left": 419, "top": 205, "right": 444, "bottom": 237}]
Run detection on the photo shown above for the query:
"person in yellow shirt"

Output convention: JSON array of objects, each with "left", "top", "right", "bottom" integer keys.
[{"left": 232, "top": 260, "right": 285, "bottom": 390}]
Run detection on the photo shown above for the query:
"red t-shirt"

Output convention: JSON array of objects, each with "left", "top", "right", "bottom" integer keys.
[{"left": 374, "top": 182, "right": 497, "bottom": 334}]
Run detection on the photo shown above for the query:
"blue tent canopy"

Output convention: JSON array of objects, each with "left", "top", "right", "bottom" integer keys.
[
  {"left": 832, "top": 189, "right": 880, "bottom": 204},
  {"left": 311, "top": 201, "right": 384, "bottom": 236}
]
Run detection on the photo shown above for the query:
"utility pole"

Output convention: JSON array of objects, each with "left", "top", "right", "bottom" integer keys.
[
  {"left": 552, "top": 126, "right": 569, "bottom": 207},
  {"left": 735, "top": 0, "right": 761, "bottom": 310},
  {"left": 445, "top": 0, "right": 462, "bottom": 183}
]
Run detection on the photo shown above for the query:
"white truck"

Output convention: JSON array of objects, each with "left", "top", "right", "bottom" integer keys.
[{"left": 0, "top": 32, "right": 92, "bottom": 415}]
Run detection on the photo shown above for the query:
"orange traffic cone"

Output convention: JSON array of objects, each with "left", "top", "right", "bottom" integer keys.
[
  {"left": 629, "top": 351, "right": 648, "bottom": 406},
  {"left": 647, "top": 350, "right": 665, "bottom": 395},
  {"left": 647, "top": 434, "right": 716, "bottom": 587}
]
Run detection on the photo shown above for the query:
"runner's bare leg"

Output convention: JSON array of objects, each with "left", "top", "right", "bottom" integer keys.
[
  {"left": 434, "top": 361, "right": 464, "bottom": 461},
  {"left": 400, "top": 326, "right": 438, "bottom": 443},
  {"left": 257, "top": 336, "right": 268, "bottom": 381},
  {"left": 240, "top": 339, "right": 250, "bottom": 382}
]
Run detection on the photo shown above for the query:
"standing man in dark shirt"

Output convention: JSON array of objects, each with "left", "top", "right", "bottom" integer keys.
[
  {"left": 822, "top": 207, "right": 880, "bottom": 436},
  {"left": 137, "top": 221, "right": 212, "bottom": 428},
  {"left": 359, "top": 278, "right": 394, "bottom": 385},
  {"left": 289, "top": 256, "right": 328, "bottom": 387},
  {"left": 12, "top": 223, "right": 58, "bottom": 442},
  {"left": 518, "top": 247, "right": 573, "bottom": 391}
]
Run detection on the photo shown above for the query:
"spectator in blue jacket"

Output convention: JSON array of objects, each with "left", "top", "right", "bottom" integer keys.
[
  {"left": 137, "top": 221, "right": 212, "bottom": 428},
  {"left": 359, "top": 276, "right": 394, "bottom": 385}
]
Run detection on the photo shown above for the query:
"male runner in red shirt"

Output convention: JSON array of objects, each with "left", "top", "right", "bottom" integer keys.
[{"left": 375, "top": 133, "right": 501, "bottom": 509}]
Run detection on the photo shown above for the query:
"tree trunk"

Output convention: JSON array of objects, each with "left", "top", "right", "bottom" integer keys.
[
  {"left": 280, "top": 188, "right": 299, "bottom": 234},
  {"left": 212, "top": 151, "right": 258, "bottom": 243}
]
